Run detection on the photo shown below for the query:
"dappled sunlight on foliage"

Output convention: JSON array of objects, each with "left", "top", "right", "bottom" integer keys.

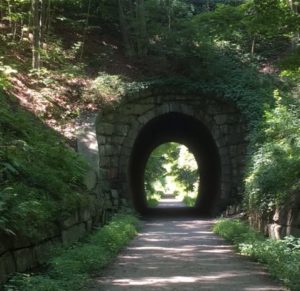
[
  {"left": 244, "top": 89, "right": 300, "bottom": 214},
  {"left": 144, "top": 142, "right": 199, "bottom": 207}
]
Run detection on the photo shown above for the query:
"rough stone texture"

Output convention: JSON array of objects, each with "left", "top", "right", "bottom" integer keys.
[
  {"left": 249, "top": 197, "right": 300, "bottom": 239},
  {"left": 62, "top": 211, "right": 79, "bottom": 228},
  {"left": 0, "top": 252, "right": 16, "bottom": 284},
  {"left": 14, "top": 248, "right": 36, "bottom": 273},
  {"left": 0, "top": 112, "right": 117, "bottom": 285},
  {"left": 61, "top": 223, "right": 86, "bottom": 245},
  {"left": 96, "top": 90, "right": 248, "bottom": 214},
  {"left": 34, "top": 238, "right": 60, "bottom": 265}
]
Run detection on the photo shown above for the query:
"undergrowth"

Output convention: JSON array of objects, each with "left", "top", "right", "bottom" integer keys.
[
  {"left": 213, "top": 219, "right": 300, "bottom": 291},
  {"left": 0, "top": 91, "right": 88, "bottom": 239},
  {"left": 4, "top": 213, "right": 139, "bottom": 291}
]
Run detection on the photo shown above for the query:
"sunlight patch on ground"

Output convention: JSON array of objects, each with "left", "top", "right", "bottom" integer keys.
[{"left": 108, "top": 273, "right": 248, "bottom": 287}]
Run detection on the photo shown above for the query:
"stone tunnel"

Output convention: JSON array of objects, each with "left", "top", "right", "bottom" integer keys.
[{"left": 96, "top": 87, "right": 248, "bottom": 217}]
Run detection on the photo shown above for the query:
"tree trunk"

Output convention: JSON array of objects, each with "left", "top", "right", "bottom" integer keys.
[
  {"left": 118, "top": 0, "right": 134, "bottom": 57},
  {"left": 32, "top": 0, "right": 42, "bottom": 70},
  {"left": 136, "top": 0, "right": 147, "bottom": 57},
  {"left": 166, "top": 0, "right": 171, "bottom": 30},
  {"left": 80, "top": 0, "right": 92, "bottom": 60},
  {"left": 288, "top": 0, "right": 299, "bottom": 50},
  {"left": 7, "top": 0, "right": 12, "bottom": 27},
  {"left": 251, "top": 35, "right": 256, "bottom": 55}
]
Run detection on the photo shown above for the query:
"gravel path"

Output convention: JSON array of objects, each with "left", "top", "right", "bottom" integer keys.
[{"left": 89, "top": 219, "right": 287, "bottom": 291}]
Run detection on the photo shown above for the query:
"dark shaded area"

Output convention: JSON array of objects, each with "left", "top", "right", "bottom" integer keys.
[{"left": 129, "top": 113, "right": 221, "bottom": 217}]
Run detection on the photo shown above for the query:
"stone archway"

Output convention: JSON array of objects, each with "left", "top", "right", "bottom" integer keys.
[{"left": 96, "top": 88, "right": 247, "bottom": 216}]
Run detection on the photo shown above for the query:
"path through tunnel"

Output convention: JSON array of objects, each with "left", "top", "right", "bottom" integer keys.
[{"left": 129, "top": 112, "right": 221, "bottom": 217}]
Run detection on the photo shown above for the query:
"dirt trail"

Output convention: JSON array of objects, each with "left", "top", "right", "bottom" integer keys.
[{"left": 89, "top": 219, "right": 287, "bottom": 291}]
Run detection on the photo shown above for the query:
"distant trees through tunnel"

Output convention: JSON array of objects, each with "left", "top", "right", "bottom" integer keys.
[{"left": 144, "top": 142, "right": 199, "bottom": 208}]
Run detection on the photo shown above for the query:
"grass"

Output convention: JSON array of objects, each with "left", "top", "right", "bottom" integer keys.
[
  {"left": 213, "top": 219, "right": 300, "bottom": 291},
  {"left": 4, "top": 212, "right": 139, "bottom": 291}
]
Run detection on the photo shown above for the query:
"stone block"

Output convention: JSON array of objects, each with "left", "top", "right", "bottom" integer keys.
[
  {"left": 101, "top": 123, "right": 114, "bottom": 135},
  {"left": 97, "top": 136, "right": 106, "bottom": 145},
  {"left": 0, "top": 234, "right": 12, "bottom": 254},
  {"left": 14, "top": 247, "right": 36, "bottom": 273},
  {"left": 112, "top": 136, "right": 125, "bottom": 144},
  {"left": 214, "top": 114, "right": 228, "bottom": 125},
  {"left": 61, "top": 223, "right": 86, "bottom": 245},
  {"left": 62, "top": 211, "right": 79, "bottom": 229},
  {"left": 85, "top": 220, "right": 93, "bottom": 232},
  {"left": 79, "top": 207, "right": 91, "bottom": 222},
  {"left": 99, "top": 156, "right": 111, "bottom": 167},
  {"left": 132, "top": 104, "right": 153, "bottom": 115},
  {"left": 84, "top": 169, "right": 98, "bottom": 191},
  {"left": 0, "top": 252, "right": 16, "bottom": 284},
  {"left": 115, "top": 125, "right": 129, "bottom": 136},
  {"left": 0, "top": 242, "right": 6, "bottom": 256},
  {"left": 34, "top": 240, "right": 54, "bottom": 265}
]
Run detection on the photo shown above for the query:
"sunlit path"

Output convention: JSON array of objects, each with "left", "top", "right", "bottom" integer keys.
[
  {"left": 89, "top": 219, "right": 286, "bottom": 291},
  {"left": 156, "top": 196, "right": 186, "bottom": 208}
]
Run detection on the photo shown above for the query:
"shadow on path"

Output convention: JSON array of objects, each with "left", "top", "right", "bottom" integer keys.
[{"left": 89, "top": 219, "right": 287, "bottom": 291}]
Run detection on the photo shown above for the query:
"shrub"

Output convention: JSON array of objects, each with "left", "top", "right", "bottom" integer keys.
[
  {"left": 244, "top": 91, "right": 300, "bottom": 215},
  {"left": 214, "top": 219, "right": 300, "bottom": 290}
]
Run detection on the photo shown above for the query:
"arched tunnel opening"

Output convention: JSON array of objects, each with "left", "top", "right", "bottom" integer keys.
[{"left": 129, "top": 112, "right": 221, "bottom": 217}]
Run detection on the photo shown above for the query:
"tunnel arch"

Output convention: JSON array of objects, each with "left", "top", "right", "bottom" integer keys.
[
  {"left": 129, "top": 112, "right": 221, "bottom": 216},
  {"left": 96, "top": 89, "right": 247, "bottom": 217}
]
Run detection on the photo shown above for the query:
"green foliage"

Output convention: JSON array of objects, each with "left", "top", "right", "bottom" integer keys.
[
  {"left": 85, "top": 73, "right": 129, "bottom": 105},
  {"left": 0, "top": 92, "right": 88, "bottom": 239},
  {"left": 244, "top": 91, "right": 300, "bottom": 214},
  {"left": 214, "top": 219, "right": 300, "bottom": 290},
  {"left": 144, "top": 142, "right": 198, "bottom": 207},
  {"left": 190, "top": 0, "right": 300, "bottom": 56},
  {"left": 5, "top": 213, "right": 139, "bottom": 291}
]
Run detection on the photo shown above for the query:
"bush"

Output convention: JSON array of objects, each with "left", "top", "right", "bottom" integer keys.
[
  {"left": 214, "top": 219, "right": 300, "bottom": 290},
  {"left": 5, "top": 213, "right": 139, "bottom": 291},
  {"left": 244, "top": 91, "right": 300, "bottom": 214}
]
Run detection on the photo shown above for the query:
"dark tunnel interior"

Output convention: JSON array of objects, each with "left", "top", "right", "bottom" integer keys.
[{"left": 129, "top": 112, "right": 221, "bottom": 217}]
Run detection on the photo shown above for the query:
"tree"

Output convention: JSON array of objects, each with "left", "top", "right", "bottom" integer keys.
[{"left": 31, "top": 0, "right": 41, "bottom": 70}]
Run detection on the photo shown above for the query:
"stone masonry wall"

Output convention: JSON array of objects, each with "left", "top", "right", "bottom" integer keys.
[
  {"left": 249, "top": 193, "right": 300, "bottom": 239},
  {"left": 0, "top": 113, "right": 116, "bottom": 285},
  {"left": 96, "top": 88, "right": 248, "bottom": 212},
  {"left": 224, "top": 193, "right": 300, "bottom": 239}
]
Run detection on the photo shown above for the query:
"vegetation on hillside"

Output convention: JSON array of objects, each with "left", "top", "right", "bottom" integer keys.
[
  {"left": 0, "top": 91, "right": 88, "bottom": 239},
  {"left": 214, "top": 219, "right": 300, "bottom": 290}
]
